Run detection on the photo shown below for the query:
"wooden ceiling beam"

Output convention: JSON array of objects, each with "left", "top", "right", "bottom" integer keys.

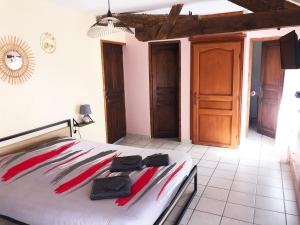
[
  {"left": 156, "top": 4, "right": 183, "bottom": 40},
  {"left": 227, "top": 0, "right": 299, "bottom": 12},
  {"left": 135, "top": 8, "right": 300, "bottom": 41}
]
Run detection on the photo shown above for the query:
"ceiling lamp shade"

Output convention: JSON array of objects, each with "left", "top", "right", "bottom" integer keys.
[{"left": 87, "top": 0, "right": 134, "bottom": 38}]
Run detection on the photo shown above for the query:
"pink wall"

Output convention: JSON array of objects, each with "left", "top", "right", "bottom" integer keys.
[
  {"left": 123, "top": 26, "right": 300, "bottom": 143},
  {"left": 123, "top": 35, "right": 191, "bottom": 141},
  {"left": 123, "top": 34, "right": 151, "bottom": 136}
]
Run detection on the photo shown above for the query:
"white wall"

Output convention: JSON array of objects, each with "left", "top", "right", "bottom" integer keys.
[{"left": 0, "top": 0, "right": 126, "bottom": 145}]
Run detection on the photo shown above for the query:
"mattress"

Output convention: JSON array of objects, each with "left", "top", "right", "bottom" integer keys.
[{"left": 0, "top": 138, "right": 192, "bottom": 225}]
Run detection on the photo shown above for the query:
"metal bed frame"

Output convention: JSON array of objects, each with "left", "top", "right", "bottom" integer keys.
[{"left": 0, "top": 119, "right": 197, "bottom": 225}]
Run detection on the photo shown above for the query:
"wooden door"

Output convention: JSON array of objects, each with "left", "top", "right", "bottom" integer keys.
[
  {"left": 191, "top": 40, "right": 243, "bottom": 148},
  {"left": 257, "top": 41, "right": 284, "bottom": 138},
  {"left": 150, "top": 42, "right": 180, "bottom": 138},
  {"left": 102, "top": 42, "right": 126, "bottom": 143}
]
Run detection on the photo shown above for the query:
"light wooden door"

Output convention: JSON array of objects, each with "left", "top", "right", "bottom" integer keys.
[
  {"left": 150, "top": 42, "right": 180, "bottom": 138},
  {"left": 102, "top": 43, "right": 126, "bottom": 143},
  {"left": 191, "top": 40, "right": 242, "bottom": 148},
  {"left": 257, "top": 41, "right": 284, "bottom": 138}
]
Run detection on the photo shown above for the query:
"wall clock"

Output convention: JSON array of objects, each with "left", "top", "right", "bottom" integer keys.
[
  {"left": 0, "top": 36, "right": 35, "bottom": 85},
  {"left": 40, "top": 32, "right": 56, "bottom": 54}
]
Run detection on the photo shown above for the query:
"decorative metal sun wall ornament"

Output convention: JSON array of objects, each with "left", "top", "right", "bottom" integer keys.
[{"left": 0, "top": 36, "right": 35, "bottom": 85}]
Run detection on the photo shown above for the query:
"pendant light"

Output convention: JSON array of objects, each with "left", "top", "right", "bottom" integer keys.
[{"left": 87, "top": 0, "right": 134, "bottom": 38}]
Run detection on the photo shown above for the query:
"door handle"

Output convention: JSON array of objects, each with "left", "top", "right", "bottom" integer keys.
[
  {"left": 193, "top": 93, "right": 197, "bottom": 105},
  {"left": 250, "top": 90, "right": 256, "bottom": 97}
]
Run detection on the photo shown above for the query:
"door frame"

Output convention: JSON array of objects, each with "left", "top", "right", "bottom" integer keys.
[
  {"left": 148, "top": 40, "right": 181, "bottom": 140},
  {"left": 100, "top": 40, "right": 126, "bottom": 143},
  {"left": 190, "top": 33, "right": 245, "bottom": 146},
  {"left": 245, "top": 36, "right": 280, "bottom": 136}
]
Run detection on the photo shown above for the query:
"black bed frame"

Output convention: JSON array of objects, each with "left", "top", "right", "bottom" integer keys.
[{"left": 0, "top": 119, "right": 197, "bottom": 225}]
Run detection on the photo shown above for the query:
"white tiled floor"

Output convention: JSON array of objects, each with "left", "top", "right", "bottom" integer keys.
[
  {"left": 0, "top": 130, "right": 299, "bottom": 225},
  {"left": 117, "top": 129, "right": 300, "bottom": 225}
]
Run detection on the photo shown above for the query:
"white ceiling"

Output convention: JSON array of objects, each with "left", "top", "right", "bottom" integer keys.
[{"left": 49, "top": 0, "right": 246, "bottom": 16}]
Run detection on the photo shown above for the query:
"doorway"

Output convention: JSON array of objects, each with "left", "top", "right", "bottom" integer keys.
[
  {"left": 149, "top": 41, "right": 181, "bottom": 139},
  {"left": 248, "top": 39, "right": 284, "bottom": 138},
  {"left": 101, "top": 41, "right": 127, "bottom": 143}
]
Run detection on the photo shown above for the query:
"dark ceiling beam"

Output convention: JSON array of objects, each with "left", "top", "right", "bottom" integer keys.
[
  {"left": 227, "top": 0, "right": 299, "bottom": 12},
  {"left": 96, "top": 11, "right": 244, "bottom": 29},
  {"left": 156, "top": 4, "right": 183, "bottom": 40},
  {"left": 96, "top": 14, "right": 198, "bottom": 28},
  {"left": 135, "top": 8, "right": 300, "bottom": 41}
]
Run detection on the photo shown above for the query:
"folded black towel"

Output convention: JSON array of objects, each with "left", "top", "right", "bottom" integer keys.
[
  {"left": 143, "top": 154, "right": 169, "bottom": 167},
  {"left": 110, "top": 155, "right": 143, "bottom": 172},
  {"left": 90, "top": 176, "right": 131, "bottom": 200}
]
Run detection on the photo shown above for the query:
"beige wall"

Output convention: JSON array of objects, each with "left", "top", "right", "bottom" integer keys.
[{"left": 0, "top": 0, "right": 126, "bottom": 144}]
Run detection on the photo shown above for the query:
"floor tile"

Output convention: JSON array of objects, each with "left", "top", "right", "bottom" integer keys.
[
  {"left": 175, "top": 144, "right": 193, "bottom": 153},
  {"left": 202, "top": 187, "right": 229, "bottom": 201},
  {"left": 257, "top": 176, "right": 283, "bottom": 188},
  {"left": 240, "top": 159, "right": 260, "bottom": 167},
  {"left": 285, "top": 200, "right": 299, "bottom": 215},
  {"left": 197, "top": 167, "right": 215, "bottom": 177},
  {"left": 197, "top": 175, "right": 210, "bottom": 186},
  {"left": 202, "top": 152, "right": 221, "bottom": 162},
  {"left": 223, "top": 203, "right": 254, "bottom": 223},
  {"left": 213, "top": 169, "right": 235, "bottom": 180},
  {"left": 231, "top": 181, "right": 256, "bottom": 194},
  {"left": 189, "top": 150, "right": 205, "bottom": 159},
  {"left": 196, "top": 197, "right": 226, "bottom": 215},
  {"left": 192, "top": 158, "right": 200, "bottom": 165},
  {"left": 187, "top": 211, "right": 221, "bottom": 225},
  {"left": 237, "top": 165, "right": 259, "bottom": 175},
  {"left": 198, "top": 160, "right": 218, "bottom": 169},
  {"left": 283, "top": 179, "right": 295, "bottom": 190},
  {"left": 256, "top": 184, "right": 283, "bottom": 199},
  {"left": 259, "top": 168, "right": 282, "bottom": 179},
  {"left": 208, "top": 177, "right": 232, "bottom": 190},
  {"left": 228, "top": 191, "right": 255, "bottom": 207},
  {"left": 234, "top": 172, "right": 258, "bottom": 184},
  {"left": 287, "top": 214, "right": 300, "bottom": 225},
  {"left": 118, "top": 131, "right": 300, "bottom": 225},
  {"left": 254, "top": 208, "right": 286, "bottom": 225},
  {"left": 285, "top": 189, "right": 297, "bottom": 201},
  {"left": 255, "top": 195, "right": 285, "bottom": 213},
  {"left": 220, "top": 217, "right": 252, "bottom": 225},
  {"left": 217, "top": 163, "right": 238, "bottom": 171}
]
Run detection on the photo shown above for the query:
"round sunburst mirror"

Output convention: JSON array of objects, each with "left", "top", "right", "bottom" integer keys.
[{"left": 0, "top": 36, "right": 35, "bottom": 85}]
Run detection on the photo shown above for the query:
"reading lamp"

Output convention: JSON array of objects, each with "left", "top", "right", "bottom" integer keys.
[{"left": 80, "top": 104, "right": 93, "bottom": 123}]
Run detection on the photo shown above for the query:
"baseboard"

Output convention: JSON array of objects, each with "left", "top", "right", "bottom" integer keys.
[
  {"left": 181, "top": 139, "right": 192, "bottom": 144},
  {"left": 126, "top": 133, "right": 151, "bottom": 139}
]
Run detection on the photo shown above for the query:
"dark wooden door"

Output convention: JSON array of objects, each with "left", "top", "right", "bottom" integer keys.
[
  {"left": 150, "top": 42, "right": 180, "bottom": 138},
  {"left": 102, "top": 42, "right": 126, "bottom": 143},
  {"left": 191, "top": 40, "right": 243, "bottom": 148},
  {"left": 257, "top": 40, "right": 284, "bottom": 138}
]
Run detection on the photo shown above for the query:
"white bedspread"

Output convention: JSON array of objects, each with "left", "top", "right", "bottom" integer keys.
[{"left": 0, "top": 139, "right": 192, "bottom": 225}]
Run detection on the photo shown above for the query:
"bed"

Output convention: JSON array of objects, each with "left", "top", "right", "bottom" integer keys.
[{"left": 0, "top": 120, "right": 197, "bottom": 225}]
